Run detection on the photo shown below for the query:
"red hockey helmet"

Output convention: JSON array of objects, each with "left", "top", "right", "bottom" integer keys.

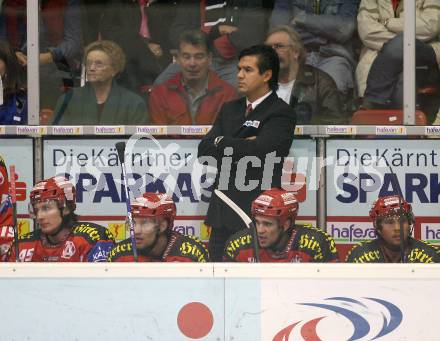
[
  {"left": 29, "top": 176, "right": 76, "bottom": 216},
  {"left": 131, "top": 192, "right": 176, "bottom": 228},
  {"left": 251, "top": 188, "right": 299, "bottom": 226},
  {"left": 369, "top": 195, "right": 414, "bottom": 229}
]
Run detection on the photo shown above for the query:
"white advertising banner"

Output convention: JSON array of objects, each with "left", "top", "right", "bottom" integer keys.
[
  {"left": 43, "top": 138, "right": 316, "bottom": 240},
  {"left": 0, "top": 138, "right": 34, "bottom": 234},
  {"left": 260, "top": 278, "right": 439, "bottom": 340},
  {"left": 327, "top": 140, "right": 440, "bottom": 247}
]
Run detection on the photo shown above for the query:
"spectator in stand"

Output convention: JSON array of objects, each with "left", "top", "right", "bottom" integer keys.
[
  {"left": 270, "top": 0, "right": 360, "bottom": 107},
  {"left": 154, "top": 0, "right": 267, "bottom": 86},
  {"left": 52, "top": 40, "right": 148, "bottom": 125},
  {"left": 357, "top": 0, "right": 440, "bottom": 109},
  {"left": 266, "top": 25, "right": 344, "bottom": 124},
  {"left": 0, "top": 40, "right": 27, "bottom": 125},
  {"left": 1, "top": 0, "right": 82, "bottom": 109},
  {"left": 149, "top": 30, "right": 236, "bottom": 125},
  {"left": 99, "top": 0, "right": 178, "bottom": 94}
]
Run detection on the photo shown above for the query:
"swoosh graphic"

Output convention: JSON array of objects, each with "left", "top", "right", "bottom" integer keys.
[
  {"left": 300, "top": 303, "right": 370, "bottom": 341},
  {"left": 365, "top": 297, "right": 403, "bottom": 339},
  {"left": 301, "top": 317, "right": 325, "bottom": 341},
  {"left": 272, "top": 321, "right": 301, "bottom": 341},
  {"left": 326, "top": 297, "right": 368, "bottom": 308}
]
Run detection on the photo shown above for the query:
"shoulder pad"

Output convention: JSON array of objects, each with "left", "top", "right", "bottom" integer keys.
[
  {"left": 172, "top": 234, "right": 209, "bottom": 262},
  {"left": 108, "top": 239, "right": 133, "bottom": 262},
  {"left": 224, "top": 229, "right": 253, "bottom": 260},
  {"left": 73, "top": 222, "right": 115, "bottom": 243}
]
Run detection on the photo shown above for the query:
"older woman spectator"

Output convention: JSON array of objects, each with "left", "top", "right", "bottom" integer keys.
[{"left": 52, "top": 40, "right": 148, "bottom": 125}]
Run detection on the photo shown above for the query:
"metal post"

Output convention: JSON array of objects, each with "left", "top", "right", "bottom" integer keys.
[
  {"left": 403, "top": 0, "right": 416, "bottom": 125},
  {"left": 34, "top": 137, "right": 43, "bottom": 183},
  {"left": 27, "top": 0, "right": 40, "bottom": 125},
  {"left": 316, "top": 137, "right": 327, "bottom": 231}
]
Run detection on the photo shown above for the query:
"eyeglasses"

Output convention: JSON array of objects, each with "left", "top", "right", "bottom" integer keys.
[
  {"left": 269, "top": 43, "right": 293, "bottom": 51},
  {"left": 85, "top": 61, "right": 111, "bottom": 70}
]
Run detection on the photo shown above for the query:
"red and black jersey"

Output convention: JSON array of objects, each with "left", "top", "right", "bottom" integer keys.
[
  {"left": 108, "top": 231, "right": 209, "bottom": 262},
  {"left": 223, "top": 224, "right": 339, "bottom": 263},
  {"left": 0, "top": 156, "right": 14, "bottom": 260},
  {"left": 7, "top": 222, "right": 115, "bottom": 262},
  {"left": 346, "top": 237, "right": 440, "bottom": 263}
]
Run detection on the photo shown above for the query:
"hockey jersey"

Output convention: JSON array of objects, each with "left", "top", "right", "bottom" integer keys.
[
  {"left": 108, "top": 230, "right": 209, "bottom": 262},
  {"left": 0, "top": 156, "right": 14, "bottom": 260},
  {"left": 345, "top": 237, "right": 440, "bottom": 263},
  {"left": 223, "top": 224, "right": 339, "bottom": 262},
  {"left": 7, "top": 222, "right": 115, "bottom": 262}
]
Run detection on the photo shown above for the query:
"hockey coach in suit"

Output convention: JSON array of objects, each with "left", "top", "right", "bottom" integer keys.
[{"left": 198, "top": 44, "right": 297, "bottom": 261}]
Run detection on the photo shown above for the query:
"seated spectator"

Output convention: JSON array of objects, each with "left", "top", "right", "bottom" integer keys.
[
  {"left": 52, "top": 40, "right": 148, "bottom": 125},
  {"left": 270, "top": 0, "right": 360, "bottom": 100},
  {"left": 149, "top": 30, "right": 236, "bottom": 125},
  {"left": 108, "top": 192, "right": 209, "bottom": 262},
  {"left": 154, "top": 0, "right": 267, "bottom": 86},
  {"left": 2, "top": 0, "right": 82, "bottom": 109},
  {"left": 0, "top": 40, "right": 27, "bottom": 124},
  {"left": 7, "top": 176, "right": 115, "bottom": 262},
  {"left": 346, "top": 195, "right": 440, "bottom": 263},
  {"left": 357, "top": 0, "right": 440, "bottom": 109},
  {"left": 99, "top": 0, "right": 177, "bottom": 94},
  {"left": 266, "top": 25, "right": 345, "bottom": 124},
  {"left": 223, "top": 189, "right": 339, "bottom": 262}
]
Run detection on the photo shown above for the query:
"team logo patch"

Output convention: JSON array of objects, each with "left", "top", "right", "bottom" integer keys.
[{"left": 61, "top": 240, "right": 76, "bottom": 259}]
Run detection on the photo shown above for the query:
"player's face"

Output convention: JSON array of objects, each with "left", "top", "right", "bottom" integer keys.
[
  {"left": 378, "top": 215, "right": 410, "bottom": 248},
  {"left": 133, "top": 217, "right": 161, "bottom": 250},
  {"left": 237, "top": 55, "right": 272, "bottom": 102},
  {"left": 177, "top": 43, "right": 211, "bottom": 83},
  {"left": 86, "top": 50, "right": 116, "bottom": 84},
  {"left": 255, "top": 215, "right": 284, "bottom": 249},
  {"left": 34, "top": 200, "right": 63, "bottom": 235},
  {"left": 265, "top": 32, "right": 298, "bottom": 71}
]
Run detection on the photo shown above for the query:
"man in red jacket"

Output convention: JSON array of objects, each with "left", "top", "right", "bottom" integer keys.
[
  {"left": 108, "top": 192, "right": 209, "bottom": 262},
  {"left": 149, "top": 29, "right": 236, "bottom": 125}
]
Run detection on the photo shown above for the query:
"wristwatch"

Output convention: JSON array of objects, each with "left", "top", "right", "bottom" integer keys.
[{"left": 214, "top": 136, "right": 224, "bottom": 147}]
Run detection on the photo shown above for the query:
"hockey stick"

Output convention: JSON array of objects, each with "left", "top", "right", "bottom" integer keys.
[
  {"left": 214, "top": 190, "right": 260, "bottom": 262},
  {"left": 9, "top": 166, "right": 20, "bottom": 262},
  {"left": 115, "top": 141, "right": 138, "bottom": 262},
  {"left": 386, "top": 164, "right": 406, "bottom": 263}
]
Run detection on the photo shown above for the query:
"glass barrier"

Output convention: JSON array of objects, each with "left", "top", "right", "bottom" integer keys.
[
  {"left": 0, "top": 2, "right": 437, "bottom": 126},
  {"left": 0, "top": 0, "right": 28, "bottom": 125}
]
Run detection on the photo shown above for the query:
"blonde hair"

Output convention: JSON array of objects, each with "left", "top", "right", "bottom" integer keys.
[
  {"left": 84, "top": 40, "right": 126, "bottom": 74},
  {"left": 267, "top": 25, "right": 307, "bottom": 64}
]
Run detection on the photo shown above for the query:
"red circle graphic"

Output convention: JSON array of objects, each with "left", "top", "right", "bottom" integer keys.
[{"left": 177, "top": 302, "right": 214, "bottom": 339}]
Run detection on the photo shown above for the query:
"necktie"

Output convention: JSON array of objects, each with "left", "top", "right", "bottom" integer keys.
[
  {"left": 139, "top": 0, "right": 150, "bottom": 39},
  {"left": 245, "top": 103, "right": 253, "bottom": 117}
]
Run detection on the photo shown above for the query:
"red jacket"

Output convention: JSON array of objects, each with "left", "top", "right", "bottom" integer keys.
[{"left": 149, "top": 70, "right": 236, "bottom": 125}]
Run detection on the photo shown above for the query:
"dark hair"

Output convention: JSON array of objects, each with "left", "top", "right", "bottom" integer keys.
[
  {"left": 178, "top": 29, "right": 210, "bottom": 53},
  {"left": 0, "top": 40, "right": 26, "bottom": 97},
  {"left": 239, "top": 45, "right": 279, "bottom": 91}
]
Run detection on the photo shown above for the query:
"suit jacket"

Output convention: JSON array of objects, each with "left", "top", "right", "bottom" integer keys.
[{"left": 197, "top": 92, "right": 296, "bottom": 234}]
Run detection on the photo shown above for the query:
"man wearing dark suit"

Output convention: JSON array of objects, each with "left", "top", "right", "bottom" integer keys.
[{"left": 198, "top": 45, "right": 297, "bottom": 261}]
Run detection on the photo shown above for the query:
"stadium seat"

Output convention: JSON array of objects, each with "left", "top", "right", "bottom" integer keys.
[{"left": 351, "top": 109, "right": 428, "bottom": 125}]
